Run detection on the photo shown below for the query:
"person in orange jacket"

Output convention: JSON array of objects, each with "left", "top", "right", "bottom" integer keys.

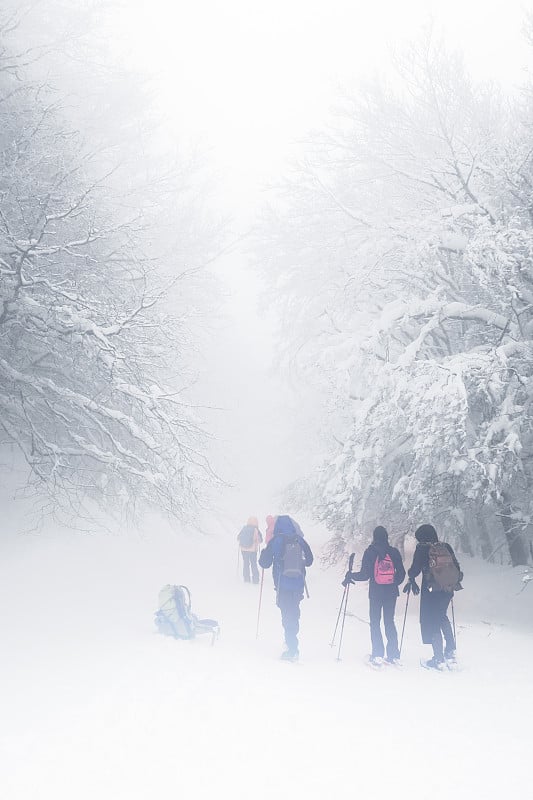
[{"left": 237, "top": 516, "right": 263, "bottom": 583}]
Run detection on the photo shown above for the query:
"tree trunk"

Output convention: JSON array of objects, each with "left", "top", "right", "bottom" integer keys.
[
  {"left": 477, "top": 512, "right": 493, "bottom": 561},
  {"left": 500, "top": 496, "right": 529, "bottom": 567}
]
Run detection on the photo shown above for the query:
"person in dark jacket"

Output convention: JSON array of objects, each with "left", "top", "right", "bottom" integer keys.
[
  {"left": 258, "top": 514, "right": 313, "bottom": 661},
  {"left": 404, "top": 523, "right": 463, "bottom": 670},
  {"left": 344, "top": 526, "right": 406, "bottom": 667}
]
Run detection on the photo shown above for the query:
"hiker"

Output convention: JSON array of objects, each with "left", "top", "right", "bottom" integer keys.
[
  {"left": 237, "top": 517, "right": 263, "bottom": 584},
  {"left": 265, "top": 515, "right": 277, "bottom": 545},
  {"left": 258, "top": 514, "right": 313, "bottom": 661},
  {"left": 343, "top": 526, "right": 406, "bottom": 666},
  {"left": 404, "top": 523, "right": 463, "bottom": 670}
]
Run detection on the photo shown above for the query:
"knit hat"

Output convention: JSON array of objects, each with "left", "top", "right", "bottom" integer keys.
[
  {"left": 372, "top": 525, "right": 389, "bottom": 558},
  {"left": 415, "top": 524, "right": 438, "bottom": 543},
  {"left": 372, "top": 526, "right": 389, "bottom": 546}
]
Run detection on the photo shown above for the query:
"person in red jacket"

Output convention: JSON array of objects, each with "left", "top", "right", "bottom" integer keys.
[{"left": 265, "top": 515, "right": 277, "bottom": 545}]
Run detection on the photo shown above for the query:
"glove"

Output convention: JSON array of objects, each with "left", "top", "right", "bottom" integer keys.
[
  {"left": 342, "top": 571, "right": 355, "bottom": 587},
  {"left": 402, "top": 582, "right": 411, "bottom": 594},
  {"left": 411, "top": 580, "right": 420, "bottom": 596}
]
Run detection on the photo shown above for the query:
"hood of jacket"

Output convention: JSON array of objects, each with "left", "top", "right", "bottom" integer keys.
[{"left": 273, "top": 515, "right": 297, "bottom": 536}]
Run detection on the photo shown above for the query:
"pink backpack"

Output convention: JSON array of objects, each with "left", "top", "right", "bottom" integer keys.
[{"left": 374, "top": 553, "right": 395, "bottom": 585}]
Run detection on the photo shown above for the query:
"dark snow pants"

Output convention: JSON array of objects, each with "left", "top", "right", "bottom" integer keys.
[
  {"left": 369, "top": 593, "right": 400, "bottom": 659},
  {"left": 421, "top": 590, "right": 455, "bottom": 660},
  {"left": 276, "top": 588, "right": 302, "bottom": 654},
  {"left": 242, "top": 551, "right": 259, "bottom": 583}
]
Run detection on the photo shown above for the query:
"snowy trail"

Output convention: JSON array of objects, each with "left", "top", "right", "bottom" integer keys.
[{"left": 1, "top": 525, "right": 533, "bottom": 799}]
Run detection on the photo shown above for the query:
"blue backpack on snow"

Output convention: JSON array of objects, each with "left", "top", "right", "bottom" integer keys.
[{"left": 155, "top": 584, "right": 219, "bottom": 645}]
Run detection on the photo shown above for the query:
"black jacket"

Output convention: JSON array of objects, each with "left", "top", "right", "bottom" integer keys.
[{"left": 350, "top": 544, "right": 406, "bottom": 598}]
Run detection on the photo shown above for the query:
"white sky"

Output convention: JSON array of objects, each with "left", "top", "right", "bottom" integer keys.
[{"left": 121, "top": 0, "right": 530, "bottom": 205}]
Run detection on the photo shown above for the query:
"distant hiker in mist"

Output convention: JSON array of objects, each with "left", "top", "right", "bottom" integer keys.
[
  {"left": 343, "top": 526, "right": 405, "bottom": 667},
  {"left": 237, "top": 517, "right": 263, "bottom": 584},
  {"left": 265, "top": 515, "right": 277, "bottom": 545},
  {"left": 258, "top": 514, "right": 313, "bottom": 661},
  {"left": 404, "top": 524, "right": 463, "bottom": 670}
]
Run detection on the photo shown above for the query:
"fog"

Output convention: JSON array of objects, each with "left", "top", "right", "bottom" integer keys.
[
  {"left": 119, "top": 0, "right": 530, "bottom": 502},
  {"left": 0, "top": 0, "right": 530, "bottom": 535},
  {"left": 2, "top": 3, "right": 533, "bottom": 798}
]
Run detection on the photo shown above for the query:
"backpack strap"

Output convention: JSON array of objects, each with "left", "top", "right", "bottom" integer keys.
[{"left": 177, "top": 585, "right": 192, "bottom": 612}]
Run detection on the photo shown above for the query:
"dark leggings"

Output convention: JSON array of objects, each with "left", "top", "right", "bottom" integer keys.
[
  {"left": 428, "top": 591, "right": 455, "bottom": 660},
  {"left": 369, "top": 593, "right": 399, "bottom": 659},
  {"left": 276, "top": 589, "right": 302, "bottom": 653}
]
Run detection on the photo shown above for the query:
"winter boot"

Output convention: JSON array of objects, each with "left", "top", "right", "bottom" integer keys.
[
  {"left": 421, "top": 657, "right": 446, "bottom": 671},
  {"left": 384, "top": 656, "right": 402, "bottom": 667},
  {"left": 445, "top": 651, "right": 458, "bottom": 670},
  {"left": 281, "top": 649, "right": 299, "bottom": 662}
]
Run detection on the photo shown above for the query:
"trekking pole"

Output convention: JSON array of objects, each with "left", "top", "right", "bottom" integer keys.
[
  {"left": 399, "top": 585, "right": 410, "bottom": 657},
  {"left": 330, "top": 585, "right": 347, "bottom": 647},
  {"left": 304, "top": 578, "right": 310, "bottom": 599},
  {"left": 336, "top": 553, "right": 355, "bottom": 661},
  {"left": 330, "top": 552, "right": 354, "bottom": 648},
  {"left": 255, "top": 568, "right": 265, "bottom": 639},
  {"left": 451, "top": 596, "right": 456, "bottom": 648}
]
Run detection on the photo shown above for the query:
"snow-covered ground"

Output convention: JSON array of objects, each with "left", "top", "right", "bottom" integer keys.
[{"left": 1, "top": 516, "right": 532, "bottom": 800}]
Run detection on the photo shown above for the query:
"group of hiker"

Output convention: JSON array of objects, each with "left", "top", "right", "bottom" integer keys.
[{"left": 237, "top": 515, "right": 463, "bottom": 669}]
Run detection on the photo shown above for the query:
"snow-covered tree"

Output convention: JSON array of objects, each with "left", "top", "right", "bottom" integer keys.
[
  {"left": 0, "top": 8, "right": 222, "bottom": 526},
  {"left": 257, "top": 32, "right": 533, "bottom": 565}
]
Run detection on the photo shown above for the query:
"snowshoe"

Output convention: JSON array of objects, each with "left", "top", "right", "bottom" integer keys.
[
  {"left": 445, "top": 654, "right": 459, "bottom": 671},
  {"left": 281, "top": 649, "right": 299, "bottom": 662},
  {"left": 367, "top": 655, "right": 385, "bottom": 669},
  {"left": 384, "top": 657, "right": 403, "bottom": 668},
  {"left": 420, "top": 657, "right": 446, "bottom": 671}
]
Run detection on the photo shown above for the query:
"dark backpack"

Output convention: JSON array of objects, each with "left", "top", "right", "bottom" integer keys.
[
  {"left": 426, "top": 542, "right": 460, "bottom": 592},
  {"left": 281, "top": 536, "right": 306, "bottom": 579},
  {"left": 374, "top": 553, "right": 395, "bottom": 585},
  {"left": 238, "top": 525, "right": 255, "bottom": 548}
]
